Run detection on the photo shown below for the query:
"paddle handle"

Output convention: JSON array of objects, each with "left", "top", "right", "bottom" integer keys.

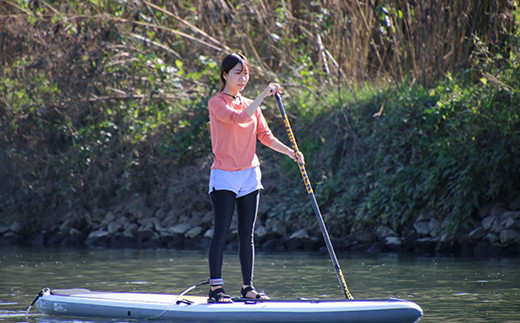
[
  {"left": 274, "top": 93, "right": 354, "bottom": 300},
  {"left": 275, "top": 100, "right": 312, "bottom": 194}
]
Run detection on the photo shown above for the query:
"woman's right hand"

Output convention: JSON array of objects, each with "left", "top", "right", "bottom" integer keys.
[{"left": 263, "top": 83, "right": 282, "bottom": 97}]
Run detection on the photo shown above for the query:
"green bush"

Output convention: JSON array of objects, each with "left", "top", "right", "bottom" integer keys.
[{"left": 282, "top": 46, "right": 520, "bottom": 238}]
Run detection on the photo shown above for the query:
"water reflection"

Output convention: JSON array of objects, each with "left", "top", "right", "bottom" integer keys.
[{"left": 0, "top": 247, "right": 519, "bottom": 322}]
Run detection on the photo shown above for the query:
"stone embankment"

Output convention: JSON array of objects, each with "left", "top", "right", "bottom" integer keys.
[
  {"left": 358, "top": 203, "right": 520, "bottom": 257},
  {"left": 1, "top": 202, "right": 518, "bottom": 256}
]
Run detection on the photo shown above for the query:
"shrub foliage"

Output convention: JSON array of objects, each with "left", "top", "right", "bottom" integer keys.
[{"left": 0, "top": 0, "right": 518, "bottom": 242}]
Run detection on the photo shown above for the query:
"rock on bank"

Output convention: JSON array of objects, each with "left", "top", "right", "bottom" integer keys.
[{"left": 1, "top": 201, "right": 518, "bottom": 256}]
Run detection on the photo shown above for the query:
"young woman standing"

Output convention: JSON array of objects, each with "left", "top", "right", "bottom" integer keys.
[{"left": 207, "top": 53, "right": 303, "bottom": 303}]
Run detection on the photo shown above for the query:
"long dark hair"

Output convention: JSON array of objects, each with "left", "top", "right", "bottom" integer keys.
[{"left": 219, "top": 52, "right": 250, "bottom": 91}]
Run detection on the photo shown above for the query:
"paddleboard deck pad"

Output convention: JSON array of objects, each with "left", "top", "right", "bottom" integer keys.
[{"left": 34, "top": 288, "right": 423, "bottom": 322}]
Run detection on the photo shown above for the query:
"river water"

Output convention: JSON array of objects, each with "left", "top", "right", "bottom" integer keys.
[{"left": 0, "top": 246, "right": 518, "bottom": 322}]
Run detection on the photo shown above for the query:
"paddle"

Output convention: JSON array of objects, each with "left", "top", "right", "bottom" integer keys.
[{"left": 274, "top": 93, "right": 354, "bottom": 300}]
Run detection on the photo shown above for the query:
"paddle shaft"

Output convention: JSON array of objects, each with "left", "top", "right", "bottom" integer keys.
[{"left": 275, "top": 93, "right": 353, "bottom": 300}]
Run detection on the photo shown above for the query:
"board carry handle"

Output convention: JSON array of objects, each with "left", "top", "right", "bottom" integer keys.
[
  {"left": 147, "top": 280, "right": 210, "bottom": 320},
  {"left": 275, "top": 93, "right": 353, "bottom": 300}
]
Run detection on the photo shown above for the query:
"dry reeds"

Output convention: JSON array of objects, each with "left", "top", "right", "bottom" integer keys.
[
  {"left": 1, "top": 0, "right": 517, "bottom": 90},
  {"left": 140, "top": 1, "right": 515, "bottom": 86}
]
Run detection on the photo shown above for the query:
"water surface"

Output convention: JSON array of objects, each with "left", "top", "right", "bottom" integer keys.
[{"left": 0, "top": 247, "right": 518, "bottom": 322}]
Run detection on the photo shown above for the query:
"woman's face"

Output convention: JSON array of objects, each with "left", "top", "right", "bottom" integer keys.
[{"left": 223, "top": 63, "right": 249, "bottom": 93}]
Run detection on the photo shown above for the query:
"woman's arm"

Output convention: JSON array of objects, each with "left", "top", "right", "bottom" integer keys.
[
  {"left": 245, "top": 83, "right": 281, "bottom": 117},
  {"left": 269, "top": 138, "right": 305, "bottom": 164},
  {"left": 209, "top": 84, "right": 281, "bottom": 124}
]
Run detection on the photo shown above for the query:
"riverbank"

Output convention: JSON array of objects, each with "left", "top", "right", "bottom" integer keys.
[
  {"left": 1, "top": 209, "right": 518, "bottom": 256},
  {"left": 2, "top": 0, "right": 519, "bottom": 262},
  {"left": 2, "top": 157, "right": 518, "bottom": 257}
]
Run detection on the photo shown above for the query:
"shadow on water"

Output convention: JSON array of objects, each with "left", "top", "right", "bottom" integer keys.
[{"left": 0, "top": 246, "right": 519, "bottom": 322}]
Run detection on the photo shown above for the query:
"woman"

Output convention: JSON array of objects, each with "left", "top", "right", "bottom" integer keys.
[{"left": 207, "top": 52, "right": 303, "bottom": 303}]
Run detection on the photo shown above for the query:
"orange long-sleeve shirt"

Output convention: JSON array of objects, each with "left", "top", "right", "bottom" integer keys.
[{"left": 208, "top": 93, "right": 276, "bottom": 171}]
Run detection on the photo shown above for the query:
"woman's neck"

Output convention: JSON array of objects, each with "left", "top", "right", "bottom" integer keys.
[
  {"left": 221, "top": 92, "right": 239, "bottom": 99},
  {"left": 222, "top": 87, "right": 239, "bottom": 98}
]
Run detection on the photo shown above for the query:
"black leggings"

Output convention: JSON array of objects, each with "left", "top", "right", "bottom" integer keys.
[{"left": 208, "top": 189, "right": 260, "bottom": 286}]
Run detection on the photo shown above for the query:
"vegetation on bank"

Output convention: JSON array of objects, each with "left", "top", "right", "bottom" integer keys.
[
  {"left": 292, "top": 66, "right": 520, "bottom": 239},
  {"left": 1, "top": 1, "right": 519, "bottom": 246}
]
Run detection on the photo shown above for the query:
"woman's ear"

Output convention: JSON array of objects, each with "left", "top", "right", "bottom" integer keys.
[{"left": 222, "top": 72, "right": 228, "bottom": 81}]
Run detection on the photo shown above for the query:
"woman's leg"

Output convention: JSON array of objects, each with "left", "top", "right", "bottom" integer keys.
[
  {"left": 208, "top": 190, "right": 236, "bottom": 287},
  {"left": 236, "top": 190, "right": 260, "bottom": 287}
]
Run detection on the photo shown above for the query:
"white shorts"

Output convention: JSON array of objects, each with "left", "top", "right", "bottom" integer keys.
[{"left": 208, "top": 167, "right": 263, "bottom": 198}]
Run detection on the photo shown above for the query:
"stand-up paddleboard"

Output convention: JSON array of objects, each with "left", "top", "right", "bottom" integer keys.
[
  {"left": 33, "top": 288, "right": 423, "bottom": 323},
  {"left": 31, "top": 95, "right": 424, "bottom": 322}
]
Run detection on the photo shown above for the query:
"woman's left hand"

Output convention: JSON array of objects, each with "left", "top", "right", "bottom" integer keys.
[{"left": 289, "top": 150, "right": 305, "bottom": 165}]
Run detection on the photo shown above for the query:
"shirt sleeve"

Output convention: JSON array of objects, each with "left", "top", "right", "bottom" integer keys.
[
  {"left": 208, "top": 96, "right": 251, "bottom": 124},
  {"left": 256, "top": 109, "right": 276, "bottom": 147}
]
